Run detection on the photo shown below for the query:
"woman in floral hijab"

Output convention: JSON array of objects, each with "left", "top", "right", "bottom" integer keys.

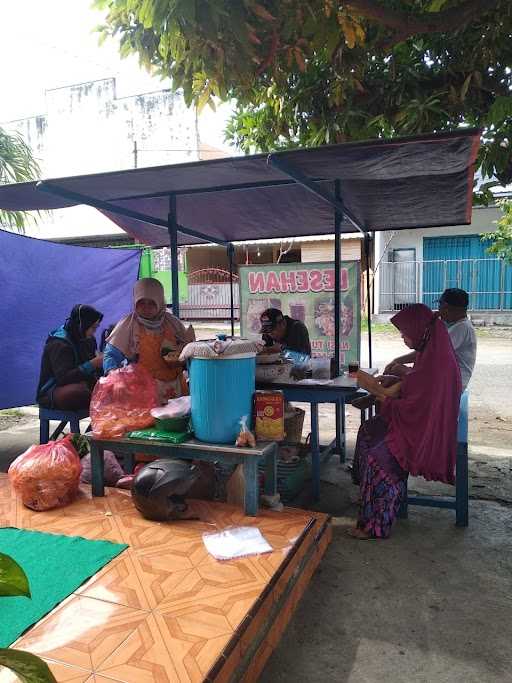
[{"left": 104, "top": 278, "right": 195, "bottom": 403}]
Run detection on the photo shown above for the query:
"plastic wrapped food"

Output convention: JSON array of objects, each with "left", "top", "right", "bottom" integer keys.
[
  {"left": 90, "top": 363, "right": 159, "bottom": 439},
  {"left": 8, "top": 435, "right": 82, "bottom": 511},
  {"left": 235, "top": 415, "right": 256, "bottom": 448},
  {"left": 127, "top": 428, "right": 191, "bottom": 444}
]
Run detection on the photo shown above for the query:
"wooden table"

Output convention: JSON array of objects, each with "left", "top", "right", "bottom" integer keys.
[
  {"left": 86, "top": 435, "right": 278, "bottom": 516},
  {"left": 257, "top": 378, "right": 366, "bottom": 500}
]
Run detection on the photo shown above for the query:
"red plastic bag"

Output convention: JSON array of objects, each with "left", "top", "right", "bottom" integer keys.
[
  {"left": 90, "top": 363, "right": 158, "bottom": 439},
  {"left": 8, "top": 435, "right": 82, "bottom": 511}
]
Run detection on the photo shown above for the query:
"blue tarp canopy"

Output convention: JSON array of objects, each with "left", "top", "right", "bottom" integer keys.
[
  {"left": 0, "top": 128, "right": 480, "bottom": 376},
  {"left": 0, "top": 129, "right": 480, "bottom": 247}
]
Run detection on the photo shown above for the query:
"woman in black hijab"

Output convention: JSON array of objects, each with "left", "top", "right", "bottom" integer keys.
[{"left": 37, "top": 304, "right": 104, "bottom": 411}]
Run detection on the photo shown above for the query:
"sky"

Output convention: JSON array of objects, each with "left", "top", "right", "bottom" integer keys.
[{"left": 0, "top": 0, "right": 234, "bottom": 152}]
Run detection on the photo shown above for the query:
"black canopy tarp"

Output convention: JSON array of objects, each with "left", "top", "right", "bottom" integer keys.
[{"left": 0, "top": 129, "right": 480, "bottom": 247}]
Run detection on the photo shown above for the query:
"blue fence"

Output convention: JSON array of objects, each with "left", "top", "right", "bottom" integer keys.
[{"left": 380, "top": 258, "right": 512, "bottom": 312}]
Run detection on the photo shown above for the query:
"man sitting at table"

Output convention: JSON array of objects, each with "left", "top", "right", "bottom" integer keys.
[{"left": 259, "top": 308, "right": 311, "bottom": 357}]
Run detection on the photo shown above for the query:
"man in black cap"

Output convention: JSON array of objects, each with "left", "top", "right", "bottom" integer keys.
[
  {"left": 384, "top": 287, "right": 476, "bottom": 391},
  {"left": 260, "top": 308, "right": 311, "bottom": 356}
]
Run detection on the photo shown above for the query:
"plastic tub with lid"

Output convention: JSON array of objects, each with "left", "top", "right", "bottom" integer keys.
[{"left": 181, "top": 339, "right": 259, "bottom": 444}]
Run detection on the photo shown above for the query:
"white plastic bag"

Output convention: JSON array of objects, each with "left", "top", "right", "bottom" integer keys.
[
  {"left": 150, "top": 395, "right": 191, "bottom": 419},
  {"left": 202, "top": 526, "right": 272, "bottom": 560}
]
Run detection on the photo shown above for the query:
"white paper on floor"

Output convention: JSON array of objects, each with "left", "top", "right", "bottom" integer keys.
[{"left": 202, "top": 526, "right": 273, "bottom": 560}]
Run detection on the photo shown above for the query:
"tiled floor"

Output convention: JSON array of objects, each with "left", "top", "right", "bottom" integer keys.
[{"left": 0, "top": 474, "right": 330, "bottom": 682}]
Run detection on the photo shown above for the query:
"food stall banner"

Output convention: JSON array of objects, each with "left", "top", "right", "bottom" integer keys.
[
  {"left": 0, "top": 229, "right": 141, "bottom": 409},
  {"left": 239, "top": 261, "right": 360, "bottom": 365}
]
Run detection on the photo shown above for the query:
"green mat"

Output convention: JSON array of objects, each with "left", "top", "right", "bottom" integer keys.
[{"left": 0, "top": 527, "right": 127, "bottom": 647}]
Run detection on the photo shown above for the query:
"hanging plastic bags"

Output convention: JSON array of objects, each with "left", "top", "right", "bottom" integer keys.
[
  {"left": 90, "top": 363, "right": 159, "bottom": 439},
  {"left": 8, "top": 435, "right": 82, "bottom": 511}
]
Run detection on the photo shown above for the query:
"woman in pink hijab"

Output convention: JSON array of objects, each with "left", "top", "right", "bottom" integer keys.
[{"left": 349, "top": 303, "right": 462, "bottom": 539}]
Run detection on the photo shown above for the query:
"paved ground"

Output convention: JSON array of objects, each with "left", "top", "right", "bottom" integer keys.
[
  {"left": 1, "top": 326, "right": 511, "bottom": 682},
  {"left": 261, "top": 501, "right": 512, "bottom": 683}
]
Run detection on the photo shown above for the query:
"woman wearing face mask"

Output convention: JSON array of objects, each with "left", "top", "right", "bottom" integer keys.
[
  {"left": 103, "top": 278, "right": 195, "bottom": 403},
  {"left": 37, "top": 304, "right": 104, "bottom": 411},
  {"left": 349, "top": 303, "right": 462, "bottom": 539}
]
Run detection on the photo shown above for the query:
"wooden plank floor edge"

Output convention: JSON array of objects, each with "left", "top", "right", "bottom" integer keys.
[{"left": 207, "top": 516, "right": 333, "bottom": 683}]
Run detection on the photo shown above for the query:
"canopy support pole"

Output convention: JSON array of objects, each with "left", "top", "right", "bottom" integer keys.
[
  {"left": 334, "top": 180, "right": 343, "bottom": 377},
  {"left": 364, "top": 232, "right": 373, "bottom": 368},
  {"left": 228, "top": 243, "right": 235, "bottom": 338},
  {"left": 36, "top": 181, "right": 230, "bottom": 247},
  {"left": 168, "top": 195, "right": 180, "bottom": 316}
]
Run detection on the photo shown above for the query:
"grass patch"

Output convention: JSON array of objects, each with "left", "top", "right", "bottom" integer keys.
[
  {"left": 361, "top": 320, "right": 396, "bottom": 334},
  {"left": 0, "top": 409, "right": 23, "bottom": 417}
]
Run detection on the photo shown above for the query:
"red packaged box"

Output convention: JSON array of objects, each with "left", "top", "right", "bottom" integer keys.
[{"left": 254, "top": 390, "right": 285, "bottom": 441}]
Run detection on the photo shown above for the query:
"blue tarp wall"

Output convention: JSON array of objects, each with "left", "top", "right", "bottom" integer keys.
[{"left": 0, "top": 229, "right": 141, "bottom": 409}]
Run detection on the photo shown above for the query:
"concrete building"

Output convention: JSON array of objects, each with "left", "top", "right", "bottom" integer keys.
[
  {"left": 1, "top": 77, "right": 227, "bottom": 241},
  {"left": 373, "top": 203, "right": 512, "bottom": 323}
]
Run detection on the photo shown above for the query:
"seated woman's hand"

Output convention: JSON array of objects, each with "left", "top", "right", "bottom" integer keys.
[
  {"left": 91, "top": 353, "right": 104, "bottom": 370},
  {"left": 387, "top": 363, "right": 410, "bottom": 378},
  {"left": 376, "top": 381, "right": 402, "bottom": 401},
  {"left": 162, "top": 351, "right": 185, "bottom": 370},
  {"left": 383, "top": 359, "right": 400, "bottom": 375},
  {"left": 357, "top": 370, "right": 402, "bottom": 400},
  {"left": 377, "top": 374, "right": 401, "bottom": 388}
]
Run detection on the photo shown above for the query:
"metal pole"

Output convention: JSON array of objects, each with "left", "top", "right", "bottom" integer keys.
[
  {"left": 228, "top": 243, "right": 235, "bottom": 337},
  {"left": 334, "top": 180, "right": 342, "bottom": 377},
  {"left": 168, "top": 194, "right": 180, "bottom": 316},
  {"left": 133, "top": 140, "right": 138, "bottom": 169},
  {"left": 364, "top": 233, "right": 373, "bottom": 368}
]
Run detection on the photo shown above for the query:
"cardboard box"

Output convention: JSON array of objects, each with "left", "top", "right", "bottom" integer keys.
[{"left": 254, "top": 390, "right": 285, "bottom": 441}]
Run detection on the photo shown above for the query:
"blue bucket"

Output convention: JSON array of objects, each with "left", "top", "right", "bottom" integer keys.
[{"left": 189, "top": 355, "right": 256, "bottom": 443}]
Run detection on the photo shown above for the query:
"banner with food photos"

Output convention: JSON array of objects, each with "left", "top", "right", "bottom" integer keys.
[{"left": 239, "top": 261, "right": 360, "bottom": 366}]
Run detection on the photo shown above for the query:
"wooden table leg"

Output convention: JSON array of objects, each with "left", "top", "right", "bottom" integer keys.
[
  {"left": 242, "top": 459, "right": 259, "bottom": 516},
  {"left": 310, "top": 403, "right": 320, "bottom": 501},
  {"left": 91, "top": 442, "right": 105, "bottom": 497}
]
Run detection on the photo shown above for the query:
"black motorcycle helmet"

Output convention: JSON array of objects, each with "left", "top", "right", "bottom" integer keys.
[{"left": 131, "top": 459, "right": 199, "bottom": 521}]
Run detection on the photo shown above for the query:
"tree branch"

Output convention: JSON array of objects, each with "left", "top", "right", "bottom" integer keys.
[{"left": 344, "top": 0, "right": 499, "bottom": 38}]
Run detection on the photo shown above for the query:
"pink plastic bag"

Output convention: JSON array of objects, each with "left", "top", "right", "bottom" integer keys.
[
  {"left": 90, "top": 363, "right": 158, "bottom": 439},
  {"left": 8, "top": 435, "right": 82, "bottom": 511}
]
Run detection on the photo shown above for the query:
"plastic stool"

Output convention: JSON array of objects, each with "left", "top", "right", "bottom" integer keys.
[{"left": 39, "top": 407, "right": 89, "bottom": 444}]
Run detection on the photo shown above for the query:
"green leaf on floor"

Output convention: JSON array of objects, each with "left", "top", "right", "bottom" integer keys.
[
  {"left": 0, "top": 552, "right": 31, "bottom": 598},
  {"left": 0, "top": 649, "right": 57, "bottom": 683}
]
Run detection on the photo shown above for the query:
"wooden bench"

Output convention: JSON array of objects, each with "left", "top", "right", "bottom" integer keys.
[{"left": 86, "top": 434, "right": 278, "bottom": 516}]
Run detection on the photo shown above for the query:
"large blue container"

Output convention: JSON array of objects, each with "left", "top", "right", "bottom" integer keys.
[{"left": 189, "top": 355, "right": 256, "bottom": 443}]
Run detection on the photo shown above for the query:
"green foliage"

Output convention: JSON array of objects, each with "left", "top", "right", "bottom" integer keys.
[
  {"left": 0, "top": 555, "right": 57, "bottom": 682},
  {"left": 481, "top": 199, "right": 512, "bottom": 264},
  {"left": 0, "top": 552, "right": 30, "bottom": 598},
  {"left": 0, "top": 649, "right": 57, "bottom": 683},
  {"left": 94, "top": 1, "right": 512, "bottom": 201},
  {"left": 70, "top": 433, "right": 90, "bottom": 458},
  {"left": 0, "top": 127, "right": 41, "bottom": 232}
]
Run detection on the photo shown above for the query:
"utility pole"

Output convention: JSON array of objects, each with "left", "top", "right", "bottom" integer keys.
[{"left": 133, "top": 139, "right": 138, "bottom": 169}]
